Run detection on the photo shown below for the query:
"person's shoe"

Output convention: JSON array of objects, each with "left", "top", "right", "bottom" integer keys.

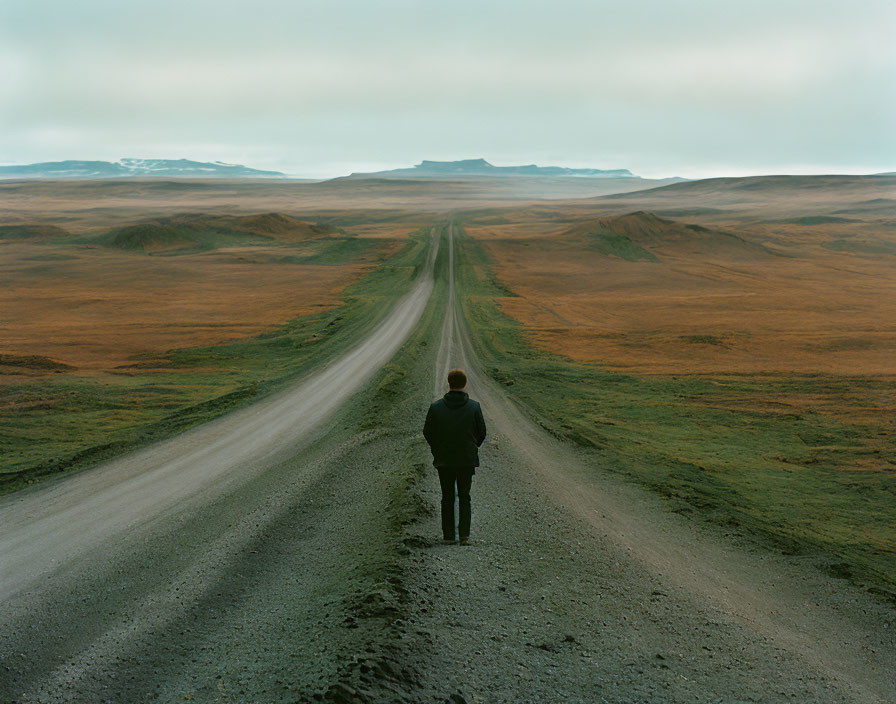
[
  {"left": 442, "top": 537, "right": 456, "bottom": 545},
  {"left": 458, "top": 536, "right": 472, "bottom": 546}
]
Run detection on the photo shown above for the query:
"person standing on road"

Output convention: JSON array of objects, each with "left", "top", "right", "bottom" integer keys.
[{"left": 423, "top": 369, "right": 487, "bottom": 545}]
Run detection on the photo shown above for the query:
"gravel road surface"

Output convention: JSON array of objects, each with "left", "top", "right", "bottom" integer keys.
[
  {"left": 1, "top": 223, "right": 892, "bottom": 703},
  {"left": 387, "top": 224, "right": 896, "bottom": 703},
  {"left": 0, "top": 234, "right": 438, "bottom": 603}
]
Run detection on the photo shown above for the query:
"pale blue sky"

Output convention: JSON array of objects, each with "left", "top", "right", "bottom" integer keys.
[{"left": 1, "top": 0, "right": 893, "bottom": 177}]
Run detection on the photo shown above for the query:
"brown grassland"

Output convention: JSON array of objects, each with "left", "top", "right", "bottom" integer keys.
[
  {"left": 465, "top": 175, "right": 896, "bottom": 379},
  {"left": 1, "top": 242, "right": 375, "bottom": 372},
  {"left": 464, "top": 175, "right": 896, "bottom": 465},
  {"left": 0, "top": 175, "right": 666, "bottom": 376},
  {"left": 0, "top": 176, "right": 660, "bottom": 375}
]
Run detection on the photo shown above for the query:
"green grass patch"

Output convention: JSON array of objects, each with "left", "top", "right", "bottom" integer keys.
[
  {"left": 587, "top": 231, "right": 659, "bottom": 262},
  {"left": 0, "top": 224, "right": 70, "bottom": 240},
  {"left": 454, "top": 222, "right": 896, "bottom": 601},
  {"left": 823, "top": 238, "right": 896, "bottom": 256},
  {"left": 87, "top": 222, "right": 272, "bottom": 254},
  {"left": 279, "top": 236, "right": 375, "bottom": 265},
  {"left": 680, "top": 335, "right": 727, "bottom": 346},
  {"left": 0, "top": 227, "right": 433, "bottom": 494}
]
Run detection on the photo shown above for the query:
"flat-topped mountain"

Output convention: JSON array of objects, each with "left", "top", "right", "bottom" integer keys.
[
  {"left": 349, "top": 158, "right": 636, "bottom": 179},
  {"left": 0, "top": 158, "right": 287, "bottom": 179}
]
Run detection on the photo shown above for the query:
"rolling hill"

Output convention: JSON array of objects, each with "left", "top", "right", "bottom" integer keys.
[
  {"left": 561, "top": 211, "right": 779, "bottom": 261},
  {"left": 601, "top": 173, "right": 896, "bottom": 204},
  {"left": 99, "top": 212, "right": 338, "bottom": 254},
  {"left": 0, "top": 224, "right": 70, "bottom": 240}
]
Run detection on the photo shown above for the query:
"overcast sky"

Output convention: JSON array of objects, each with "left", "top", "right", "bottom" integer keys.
[{"left": 1, "top": 0, "right": 893, "bottom": 178}]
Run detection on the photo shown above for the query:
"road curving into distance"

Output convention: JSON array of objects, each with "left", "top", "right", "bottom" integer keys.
[{"left": 0, "top": 230, "right": 439, "bottom": 602}]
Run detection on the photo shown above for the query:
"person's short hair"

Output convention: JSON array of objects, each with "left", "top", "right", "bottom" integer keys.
[{"left": 447, "top": 368, "right": 467, "bottom": 390}]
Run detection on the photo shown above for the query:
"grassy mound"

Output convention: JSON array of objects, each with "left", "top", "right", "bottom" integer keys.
[
  {"left": 823, "top": 238, "right": 896, "bottom": 257},
  {"left": 103, "top": 222, "right": 211, "bottom": 253},
  {"left": 214, "top": 212, "right": 337, "bottom": 241},
  {"left": 563, "top": 211, "right": 776, "bottom": 261},
  {"left": 0, "top": 224, "right": 70, "bottom": 240},
  {"left": 98, "top": 212, "right": 337, "bottom": 254},
  {"left": 0, "top": 354, "right": 75, "bottom": 371},
  {"left": 779, "top": 215, "right": 857, "bottom": 225},
  {"left": 588, "top": 232, "right": 659, "bottom": 262}
]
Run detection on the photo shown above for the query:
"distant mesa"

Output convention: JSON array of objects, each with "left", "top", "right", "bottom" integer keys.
[
  {"left": 0, "top": 158, "right": 287, "bottom": 179},
  {"left": 562, "top": 211, "right": 778, "bottom": 261},
  {"left": 348, "top": 158, "right": 636, "bottom": 179},
  {"left": 101, "top": 212, "right": 337, "bottom": 254},
  {"left": 0, "top": 156, "right": 645, "bottom": 181}
]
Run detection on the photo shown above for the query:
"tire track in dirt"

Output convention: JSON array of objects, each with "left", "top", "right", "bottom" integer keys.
[{"left": 397, "top": 221, "right": 895, "bottom": 703}]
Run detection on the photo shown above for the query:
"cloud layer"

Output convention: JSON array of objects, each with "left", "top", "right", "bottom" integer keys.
[{"left": 1, "top": 0, "right": 893, "bottom": 177}]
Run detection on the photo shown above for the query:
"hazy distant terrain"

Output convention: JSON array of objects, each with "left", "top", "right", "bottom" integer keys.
[
  {"left": 0, "top": 156, "right": 666, "bottom": 182},
  {"left": 0, "top": 173, "right": 682, "bottom": 233},
  {"left": 0, "top": 158, "right": 288, "bottom": 179},
  {"left": 348, "top": 157, "right": 639, "bottom": 179}
]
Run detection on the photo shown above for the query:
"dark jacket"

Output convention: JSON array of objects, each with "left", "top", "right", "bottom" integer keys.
[{"left": 423, "top": 390, "right": 487, "bottom": 470}]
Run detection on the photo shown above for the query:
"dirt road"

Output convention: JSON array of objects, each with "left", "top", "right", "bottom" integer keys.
[
  {"left": 1, "top": 223, "right": 893, "bottom": 703},
  {"left": 390, "top": 224, "right": 896, "bottom": 702},
  {"left": 0, "top": 234, "right": 438, "bottom": 603},
  {"left": 0, "top": 235, "right": 442, "bottom": 702}
]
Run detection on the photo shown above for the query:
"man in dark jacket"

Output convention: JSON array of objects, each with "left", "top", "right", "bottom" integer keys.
[{"left": 423, "top": 368, "right": 487, "bottom": 545}]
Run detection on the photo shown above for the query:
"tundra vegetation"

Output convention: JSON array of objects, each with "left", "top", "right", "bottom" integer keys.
[
  {"left": 454, "top": 175, "right": 896, "bottom": 600},
  {"left": 1, "top": 174, "right": 893, "bottom": 602}
]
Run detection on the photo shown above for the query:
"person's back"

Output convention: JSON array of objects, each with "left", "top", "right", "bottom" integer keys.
[{"left": 423, "top": 369, "right": 486, "bottom": 545}]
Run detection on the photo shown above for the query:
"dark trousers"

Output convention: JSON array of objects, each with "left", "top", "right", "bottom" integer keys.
[{"left": 437, "top": 467, "right": 474, "bottom": 539}]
